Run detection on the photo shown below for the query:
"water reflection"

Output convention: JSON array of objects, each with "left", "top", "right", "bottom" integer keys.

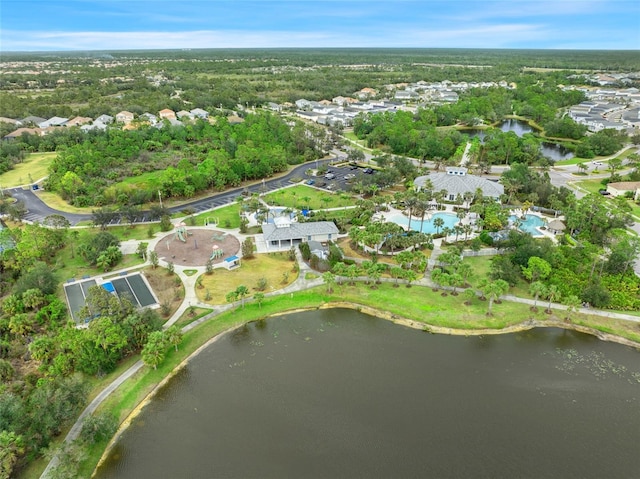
[{"left": 462, "top": 120, "right": 574, "bottom": 161}]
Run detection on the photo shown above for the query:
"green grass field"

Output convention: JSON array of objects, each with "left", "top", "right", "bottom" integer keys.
[
  {"left": 0, "top": 151, "right": 57, "bottom": 187},
  {"left": 263, "top": 185, "right": 356, "bottom": 210}
]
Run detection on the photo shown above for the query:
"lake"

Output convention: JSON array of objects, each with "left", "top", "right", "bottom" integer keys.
[
  {"left": 95, "top": 309, "right": 640, "bottom": 479},
  {"left": 462, "top": 120, "right": 574, "bottom": 161}
]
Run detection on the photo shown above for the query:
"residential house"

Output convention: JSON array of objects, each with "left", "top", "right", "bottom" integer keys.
[
  {"left": 95, "top": 114, "right": 114, "bottom": 124},
  {"left": 65, "top": 116, "right": 93, "bottom": 127},
  {"left": 116, "top": 111, "right": 134, "bottom": 124},
  {"left": 0, "top": 117, "right": 20, "bottom": 125},
  {"left": 139, "top": 113, "right": 158, "bottom": 125},
  {"left": 176, "top": 110, "right": 194, "bottom": 121},
  {"left": 414, "top": 167, "right": 504, "bottom": 202},
  {"left": 606, "top": 181, "right": 640, "bottom": 199},
  {"left": 262, "top": 220, "right": 339, "bottom": 249},
  {"left": 2, "top": 127, "right": 40, "bottom": 141},
  {"left": 159, "top": 108, "right": 176, "bottom": 120},
  {"left": 190, "top": 108, "right": 209, "bottom": 119},
  {"left": 20, "top": 116, "right": 46, "bottom": 126},
  {"left": 38, "top": 117, "right": 68, "bottom": 128}
]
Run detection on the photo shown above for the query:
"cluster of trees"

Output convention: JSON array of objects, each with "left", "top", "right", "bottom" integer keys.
[
  {"left": 44, "top": 112, "right": 326, "bottom": 207},
  {"left": 489, "top": 230, "right": 640, "bottom": 311},
  {"left": 352, "top": 81, "right": 586, "bottom": 164},
  {"left": 0, "top": 219, "right": 141, "bottom": 474}
]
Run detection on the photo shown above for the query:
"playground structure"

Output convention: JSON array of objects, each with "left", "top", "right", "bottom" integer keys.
[
  {"left": 210, "top": 244, "right": 224, "bottom": 260},
  {"left": 155, "top": 228, "right": 241, "bottom": 268},
  {"left": 166, "top": 223, "right": 189, "bottom": 250}
]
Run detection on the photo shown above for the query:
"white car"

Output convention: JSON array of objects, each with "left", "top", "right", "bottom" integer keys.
[
  {"left": 324, "top": 172, "right": 336, "bottom": 180},
  {"left": 593, "top": 161, "right": 603, "bottom": 167}
]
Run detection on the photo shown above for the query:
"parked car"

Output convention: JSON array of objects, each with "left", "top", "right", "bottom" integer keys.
[
  {"left": 598, "top": 189, "right": 610, "bottom": 195},
  {"left": 306, "top": 179, "right": 315, "bottom": 185},
  {"left": 324, "top": 172, "right": 336, "bottom": 180},
  {"left": 363, "top": 167, "right": 374, "bottom": 174},
  {"left": 344, "top": 173, "right": 356, "bottom": 180},
  {"left": 349, "top": 162, "right": 359, "bottom": 170}
]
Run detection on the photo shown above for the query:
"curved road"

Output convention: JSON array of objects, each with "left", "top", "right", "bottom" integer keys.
[{"left": 10, "top": 158, "right": 334, "bottom": 225}]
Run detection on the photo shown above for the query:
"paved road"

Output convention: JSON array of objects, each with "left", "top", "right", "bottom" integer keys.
[{"left": 8, "top": 158, "right": 334, "bottom": 225}]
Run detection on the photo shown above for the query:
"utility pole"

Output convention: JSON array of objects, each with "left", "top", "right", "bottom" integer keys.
[{"left": 158, "top": 190, "right": 163, "bottom": 209}]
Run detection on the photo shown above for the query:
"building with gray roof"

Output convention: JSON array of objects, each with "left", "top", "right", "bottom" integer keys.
[
  {"left": 414, "top": 167, "right": 504, "bottom": 202},
  {"left": 262, "top": 220, "right": 339, "bottom": 249}
]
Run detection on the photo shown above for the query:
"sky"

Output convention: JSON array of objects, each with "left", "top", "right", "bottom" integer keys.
[{"left": 1, "top": 0, "right": 639, "bottom": 52}]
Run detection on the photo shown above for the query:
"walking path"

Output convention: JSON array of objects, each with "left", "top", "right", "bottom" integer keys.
[{"left": 40, "top": 165, "right": 640, "bottom": 477}]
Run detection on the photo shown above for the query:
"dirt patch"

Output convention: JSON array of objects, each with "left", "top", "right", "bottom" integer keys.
[
  {"left": 154, "top": 228, "right": 241, "bottom": 267},
  {"left": 143, "top": 267, "right": 184, "bottom": 316}
]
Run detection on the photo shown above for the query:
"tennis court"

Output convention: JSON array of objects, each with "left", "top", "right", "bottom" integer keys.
[{"left": 64, "top": 272, "right": 158, "bottom": 323}]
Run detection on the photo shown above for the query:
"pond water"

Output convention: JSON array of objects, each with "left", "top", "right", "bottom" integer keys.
[
  {"left": 95, "top": 310, "right": 640, "bottom": 479},
  {"left": 462, "top": 120, "right": 574, "bottom": 161},
  {"left": 540, "top": 141, "right": 575, "bottom": 161},
  {"left": 387, "top": 212, "right": 458, "bottom": 234}
]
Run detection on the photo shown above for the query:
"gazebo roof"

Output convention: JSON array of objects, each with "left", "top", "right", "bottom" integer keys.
[{"left": 547, "top": 219, "right": 566, "bottom": 231}]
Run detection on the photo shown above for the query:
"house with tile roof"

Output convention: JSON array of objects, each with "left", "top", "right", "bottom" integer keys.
[
  {"left": 159, "top": 108, "right": 176, "bottom": 120},
  {"left": 116, "top": 111, "right": 134, "bottom": 124},
  {"left": 414, "top": 167, "right": 504, "bottom": 202},
  {"left": 2, "top": 127, "right": 40, "bottom": 141},
  {"left": 65, "top": 116, "right": 93, "bottom": 127}
]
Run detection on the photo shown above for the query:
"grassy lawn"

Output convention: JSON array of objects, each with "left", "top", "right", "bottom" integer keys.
[
  {"left": 189, "top": 203, "right": 242, "bottom": 228},
  {"left": 574, "top": 178, "right": 604, "bottom": 194},
  {"left": 460, "top": 255, "right": 531, "bottom": 297},
  {"left": 54, "top": 248, "right": 145, "bottom": 284},
  {"left": 196, "top": 253, "right": 298, "bottom": 304},
  {"left": 263, "top": 185, "right": 356, "bottom": 210},
  {"left": 555, "top": 146, "right": 636, "bottom": 166},
  {"left": 36, "top": 190, "right": 95, "bottom": 214},
  {"left": 0, "top": 151, "right": 57, "bottom": 187}
]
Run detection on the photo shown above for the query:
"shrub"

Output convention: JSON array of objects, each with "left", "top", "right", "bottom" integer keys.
[{"left": 159, "top": 215, "right": 173, "bottom": 232}]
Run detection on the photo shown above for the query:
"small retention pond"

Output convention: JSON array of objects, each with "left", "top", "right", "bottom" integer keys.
[{"left": 95, "top": 309, "right": 640, "bottom": 479}]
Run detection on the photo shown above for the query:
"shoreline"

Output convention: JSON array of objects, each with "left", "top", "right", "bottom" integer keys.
[{"left": 92, "top": 301, "right": 640, "bottom": 475}]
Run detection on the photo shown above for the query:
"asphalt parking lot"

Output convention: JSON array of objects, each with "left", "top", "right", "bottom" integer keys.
[{"left": 305, "top": 164, "right": 372, "bottom": 192}]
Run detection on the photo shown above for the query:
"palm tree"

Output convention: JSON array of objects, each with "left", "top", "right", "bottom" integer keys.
[
  {"left": 322, "top": 271, "right": 336, "bottom": 293},
  {"left": 433, "top": 217, "right": 444, "bottom": 235},
  {"left": 483, "top": 279, "right": 509, "bottom": 315},
  {"left": 164, "top": 325, "right": 183, "bottom": 352},
  {"left": 545, "top": 285, "right": 561, "bottom": 314},
  {"left": 430, "top": 268, "right": 443, "bottom": 291},
  {"left": 450, "top": 273, "right": 464, "bottom": 295},
  {"left": 404, "top": 269, "right": 418, "bottom": 288},
  {"left": 463, "top": 288, "right": 476, "bottom": 305},
  {"left": 404, "top": 193, "right": 418, "bottom": 231},
  {"left": 254, "top": 292, "right": 265, "bottom": 308},
  {"left": 390, "top": 266, "right": 404, "bottom": 287},
  {"left": 563, "top": 294, "right": 581, "bottom": 321},
  {"left": 529, "top": 281, "right": 546, "bottom": 312}
]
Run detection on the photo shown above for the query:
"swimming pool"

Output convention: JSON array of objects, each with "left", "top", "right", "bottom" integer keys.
[
  {"left": 509, "top": 214, "right": 545, "bottom": 236},
  {"left": 387, "top": 212, "right": 459, "bottom": 234}
]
